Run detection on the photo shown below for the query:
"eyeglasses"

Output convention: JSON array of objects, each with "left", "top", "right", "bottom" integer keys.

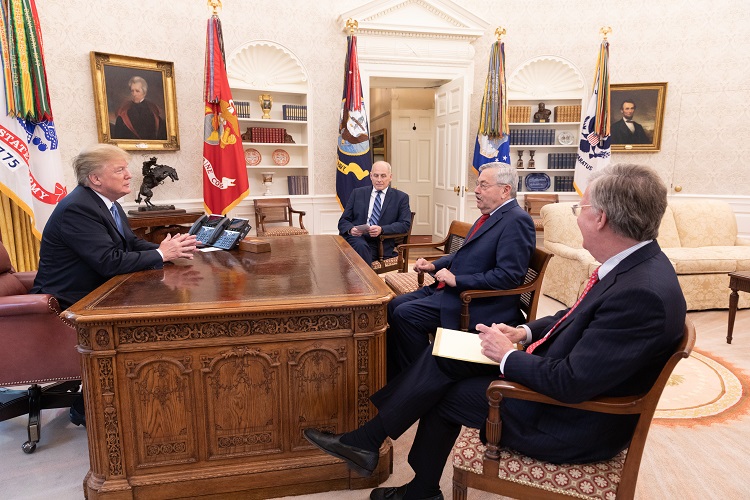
[
  {"left": 475, "top": 181, "right": 508, "bottom": 191},
  {"left": 571, "top": 204, "right": 593, "bottom": 216}
]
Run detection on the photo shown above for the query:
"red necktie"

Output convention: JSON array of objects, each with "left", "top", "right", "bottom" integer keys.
[
  {"left": 436, "top": 214, "right": 489, "bottom": 290},
  {"left": 525, "top": 266, "right": 600, "bottom": 354}
]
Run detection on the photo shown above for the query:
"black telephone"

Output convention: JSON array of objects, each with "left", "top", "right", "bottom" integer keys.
[{"left": 188, "top": 214, "right": 251, "bottom": 249}]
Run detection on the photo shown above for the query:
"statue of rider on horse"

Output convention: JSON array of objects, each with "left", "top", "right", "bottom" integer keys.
[{"left": 135, "top": 157, "right": 179, "bottom": 211}]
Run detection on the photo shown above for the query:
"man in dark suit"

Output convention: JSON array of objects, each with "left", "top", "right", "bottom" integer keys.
[
  {"left": 31, "top": 144, "right": 197, "bottom": 425},
  {"left": 386, "top": 163, "right": 536, "bottom": 379},
  {"left": 304, "top": 163, "right": 686, "bottom": 500},
  {"left": 610, "top": 100, "right": 650, "bottom": 144},
  {"left": 338, "top": 161, "right": 411, "bottom": 264}
]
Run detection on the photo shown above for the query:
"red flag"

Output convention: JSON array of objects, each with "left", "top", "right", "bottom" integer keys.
[{"left": 202, "top": 15, "right": 248, "bottom": 215}]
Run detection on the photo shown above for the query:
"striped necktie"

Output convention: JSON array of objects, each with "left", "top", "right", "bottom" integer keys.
[
  {"left": 369, "top": 190, "right": 383, "bottom": 225},
  {"left": 525, "top": 266, "right": 601, "bottom": 354},
  {"left": 110, "top": 204, "right": 124, "bottom": 234}
]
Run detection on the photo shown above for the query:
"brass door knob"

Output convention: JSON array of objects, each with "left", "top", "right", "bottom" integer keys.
[
  {"left": 674, "top": 185, "right": 682, "bottom": 192},
  {"left": 454, "top": 185, "right": 461, "bottom": 195}
]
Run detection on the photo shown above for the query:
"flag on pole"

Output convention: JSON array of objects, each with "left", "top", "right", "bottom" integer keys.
[
  {"left": 472, "top": 40, "right": 510, "bottom": 172},
  {"left": 202, "top": 13, "right": 249, "bottom": 215},
  {"left": 0, "top": 0, "right": 67, "bottom": 239},
  {"left": 574, "top": 39, "right": 611, "bottom": 195},
  {"left": 336, "top": 34, "right": 372, "bottom": 209}
]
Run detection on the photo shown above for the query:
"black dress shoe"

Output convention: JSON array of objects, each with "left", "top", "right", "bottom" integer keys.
[
  {"left": 303, "top": 429, "right": 378, "bottom": 477},
  {"left": 370, "top": 484, "right": 443, "bottom": 500},
  {"left": 69, "top": 394, "right": 86, "bottom": 427}
]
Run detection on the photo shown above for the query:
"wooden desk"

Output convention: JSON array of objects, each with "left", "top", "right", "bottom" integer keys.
[
  {"left": 65, "top": 236, "right": 394, "bottom": 499},
  {"left": 127, "top": 211, "right": 203, "bottom": 243},
  {"left": 727, "top": 271, "right": 750, "bottom": 343}
]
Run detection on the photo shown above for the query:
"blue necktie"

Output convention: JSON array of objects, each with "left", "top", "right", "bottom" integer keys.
[
  {"left": 369, "top": 190, "right": 383, "bottom": 225},
  {"left": 110, "top": 204, "right": 124, "bottom": 234}
]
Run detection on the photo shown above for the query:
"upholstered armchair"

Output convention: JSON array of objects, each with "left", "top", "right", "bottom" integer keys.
[
  {"left": 0, "top": 240, "right": 81, "bottom": 453},
  {"left": 371, "top": 211, "right": 416, "bottom": 274},
  {"left": 253, "top": 198, "right": 308, "bottom": 237}
]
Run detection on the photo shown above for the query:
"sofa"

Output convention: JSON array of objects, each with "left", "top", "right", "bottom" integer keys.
[{"left": 540, "top": 200, "right": 750, "bottom": 310}]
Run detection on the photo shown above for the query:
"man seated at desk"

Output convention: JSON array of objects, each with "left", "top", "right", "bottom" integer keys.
[
  {"left": 31, "top": 143, "right": 197, "bottom": 425},
  {"left": 338, "top": 161, "right": 411, "bottom": 264}
]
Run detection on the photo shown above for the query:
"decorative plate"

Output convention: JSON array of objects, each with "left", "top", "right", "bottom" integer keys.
[
  {"left": 557, "top": 130, "right": 575, "bottom": 145},
  {"left": 525, "top": 172, "right": 551, "bottom": 192},
  {"left": 272, "top": 148, "right": 290, "bottom": 166},
  {"left": 245, "top": 148, "right": 261, "bottom": 166}
]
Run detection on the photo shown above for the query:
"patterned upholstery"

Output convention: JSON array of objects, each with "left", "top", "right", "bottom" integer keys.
[
  {"left": 258, "top": 226, "right": 308, "bottom": 237},
  {"left": 383, "top": 271, "right": 435, "bottom": 295},
  {"left": 540, "top": 200, "right": 750, "bottom": 310},
  {"left": 453, "top": 427, "right": 626, "bottom": 500},
  {"left": 371, "top": 257, "right": 399, "bottom": 271}
]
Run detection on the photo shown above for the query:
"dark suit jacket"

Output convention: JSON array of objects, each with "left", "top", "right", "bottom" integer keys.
[
  {"left": 371, "top": 241, "right": 687, "bottom": 466},
  {"left": 611, "top": 118, "right": 650, "bottom": 144},
  {"left": 337, "top": 186, "right": 411, "bottom": 258},
  {"left": 31, "top": 185, "right": 162, "bottom": 309},
  {"left": 430, "top": 199, "right": 536, "bottom": 329}
]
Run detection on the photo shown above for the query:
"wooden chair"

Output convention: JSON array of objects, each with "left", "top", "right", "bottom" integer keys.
[
  {"left": 452, "top": 319, "right": 696, "bottom": 500},
  {"left": 383, "top": 220, "right": 472, "bottom": 295},
  {"left": 524, "top": 193, "right": 559, "bottom": 232},
  {"left": 458, "top": 247, "right": 552, "bottom": 330},
  {"left": 253, "top": 198, "right": 308, "bottom": 237},
  {"left": 371, "top": 212, "right": 416, "bottom": 275}
]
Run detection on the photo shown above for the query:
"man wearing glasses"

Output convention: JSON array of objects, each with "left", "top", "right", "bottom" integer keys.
[{"left": 384, "top": 162, "right": 536, "bottom": 380}]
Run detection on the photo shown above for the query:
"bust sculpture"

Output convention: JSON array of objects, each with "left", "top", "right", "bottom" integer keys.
[{"left": 533, "top": 102, "right": 552, "bottom": 123}]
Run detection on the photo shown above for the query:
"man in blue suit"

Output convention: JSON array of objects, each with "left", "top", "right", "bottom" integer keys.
[
  {"left": 304, "top": 164, "right": 686, "bottom": 500},
  {"left": 338, "top": 161, "right": 411, "bottom": 264},
  {"left": 32, "top": 144, "right": 197, "bottom": 426},
  {"left": 386, "top": 162, "right": 536, "bottom": 379}
]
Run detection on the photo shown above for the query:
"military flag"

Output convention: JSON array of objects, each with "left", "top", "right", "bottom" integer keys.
[
  {"left": 0, "top": 0, "right": 67, "bottom": 239},
  {"left": 202, "top": 12, "right": 249, "bottom": 215},
  {"left": 336, "top": 34, "right": 372, "bottom": 209},
  {"left": 574, "top": 39, "right": 611, "bottom": 195},
  {"left": 472, "top": 40, "right": 511, "bottom": 172}
]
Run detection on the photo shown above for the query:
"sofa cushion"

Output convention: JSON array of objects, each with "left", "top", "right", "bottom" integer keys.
[
  {"left": 663, "top": 246, "right": 750, "bottom": 274},
  {"left": 656, "top": 205, "right": 682, "bottom": 248},
  {"left": 670, "top": 199, "right": 737, "bottom": 247}
]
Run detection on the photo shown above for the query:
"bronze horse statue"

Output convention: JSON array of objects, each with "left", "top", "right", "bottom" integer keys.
[{"left": 135, "top": 157, "right": 179, "bottom": 208}]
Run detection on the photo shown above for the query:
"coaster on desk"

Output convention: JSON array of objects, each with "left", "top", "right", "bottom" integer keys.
[{"left": 240, "top": 238, "right": 271, "bottom": 253}]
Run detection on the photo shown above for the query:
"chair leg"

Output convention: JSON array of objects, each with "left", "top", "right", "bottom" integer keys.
[
  {"left": 23, "top": 384, "right": 42, "bottom": 454},
  {"left": 453, "top": 467, "right": 469, "bottom": 500}
]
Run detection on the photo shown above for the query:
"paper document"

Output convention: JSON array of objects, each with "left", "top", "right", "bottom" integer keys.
[
  {"left": 353, "top": 224, "right": 370, "bottom": 232},
  {"left": 432, "top": 327, "right": 499, "bottom": 365}
]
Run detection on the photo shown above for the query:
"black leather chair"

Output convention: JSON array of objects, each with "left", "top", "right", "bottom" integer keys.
[{"left": 0, "top": 240, "right": 81, "bottom": 453}]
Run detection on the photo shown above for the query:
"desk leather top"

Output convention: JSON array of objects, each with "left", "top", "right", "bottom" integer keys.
[{"left": 65, "top": 235, "right": 393, "bottom": 322}]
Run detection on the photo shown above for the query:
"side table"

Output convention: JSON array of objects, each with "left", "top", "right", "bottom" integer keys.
[
  {"left": 727, "top": 271, "right": 750, "bottom": 344},
  {"left": 127, "top": 210, "right": 203, "bottom": 244}
]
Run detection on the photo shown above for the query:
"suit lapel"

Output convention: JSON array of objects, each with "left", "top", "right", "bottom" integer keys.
[
  {"left": 84, "top": 187, "right": 126, "bottom": 243},
  {"left": 380, "top": 188, "right": 394, "bottom": 216}
]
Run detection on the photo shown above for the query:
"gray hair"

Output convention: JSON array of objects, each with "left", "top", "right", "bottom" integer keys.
[
  {"left": 128, "top": 76, "right": 148, "bottom": 94},
  {"left": 479, "top": 162, "right": 518, "bottom": 198},
  {"left": 74, "top": 144, "right": 131, "bottom": 186},
  {"left": 588, "top": 163, "right": 667, "bottom": 241},
  {"left": 372, "top": 160, "right": 392, "bottom": 173}
]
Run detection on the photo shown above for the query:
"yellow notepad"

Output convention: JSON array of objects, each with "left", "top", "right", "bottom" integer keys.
[{"left": 432, "top": 327, "right": 499, "bottom": 365}]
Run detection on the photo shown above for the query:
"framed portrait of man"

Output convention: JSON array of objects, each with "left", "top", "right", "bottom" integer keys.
[
  {"left": 90, "top": 52, "right": 179, "bottom": 151},
  {"left": 610, "top": 82, "right": 667, "bottom": 152}
]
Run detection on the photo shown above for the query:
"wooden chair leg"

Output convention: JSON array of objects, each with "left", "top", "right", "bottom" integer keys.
[{"left": 452, "top": 467, "right": 469, "bottom": 500}]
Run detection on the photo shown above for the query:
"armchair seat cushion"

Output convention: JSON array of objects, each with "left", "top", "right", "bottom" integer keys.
[
  {"left": 258, "top": 227, "right": 308, "bottom": 237},
  {"left": 383, "top": 272, "right": 435, "bottom": 295},
  {"left": 371, "top": 256, "right": 399, "bottom": 271},
  {"left": 453, "top": 427, "right": 626, "bottom": 500}
]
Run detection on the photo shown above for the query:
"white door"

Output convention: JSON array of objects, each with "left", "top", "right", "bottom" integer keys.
[
  {"left": 433, "top": 77, "right": 470, "bottom": 239},
  {"left": 391, "top": 109, "right": 434, "bottom": 236}
]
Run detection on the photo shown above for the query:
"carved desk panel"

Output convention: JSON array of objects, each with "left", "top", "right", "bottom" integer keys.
[{"left": 65, "top": 236, "right": 394, "bottom": 499}]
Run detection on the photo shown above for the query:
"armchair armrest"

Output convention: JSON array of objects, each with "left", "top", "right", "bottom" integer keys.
[
  {"left": 13, "top": 271, "right": 37, "bottom": 291},
  {"left": 0, "top": 293, "right": 63, "bottom": 317}
]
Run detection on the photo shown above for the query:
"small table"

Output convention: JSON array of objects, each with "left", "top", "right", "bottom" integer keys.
[
  {"left": 727, "top": 271, "right": 750, "bottom": 343},
  {"left": 127, "top": 210, "right": 203, "bottom": 243}
]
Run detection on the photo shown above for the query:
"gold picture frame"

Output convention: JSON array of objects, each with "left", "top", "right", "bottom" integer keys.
[
  {"left": 371, "top": 128, "right": 387, "bottom": 163},
  {"left": 90, "top": 52, "right": 179, "bottom": 150},
  {"left": 610, "top": 82, "right": 667, "bottom": 152}
]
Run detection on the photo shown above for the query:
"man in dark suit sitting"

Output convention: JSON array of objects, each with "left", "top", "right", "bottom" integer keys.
[
  {"left": 386, "top": 162, "right": 536, "bottom": 380},
  {"left": 338, "top": 161, "right": 411, "bottom": 264},
  {"left": 31, "top": 144, "right": 197, "bottom": 424},
  {"left": 304, "top": 163, "right": 686, "bottom": 500}
]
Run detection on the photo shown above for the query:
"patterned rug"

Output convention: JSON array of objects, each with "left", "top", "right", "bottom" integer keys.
[{"left": 655, "top": 348, "right": 749, "bottom": 424}]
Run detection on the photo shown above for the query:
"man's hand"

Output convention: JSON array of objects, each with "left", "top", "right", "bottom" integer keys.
[
  {"left": 413, "top": 258, "right": 435, "bottom": 273},
  {"left": 476, "top": 323, "right": 520, "bottom": 363},
  {"left": 434, "top": 268, "right": 456, "bottom": 287},
  {"left": 350, "top": 226, "right": 364, "bottom": 237},
  {"left": 368, "top": 225, "right": 383, "bottom": 237},
  {"left": 159, "top": 233, "right": 198, "bottom": 261}
]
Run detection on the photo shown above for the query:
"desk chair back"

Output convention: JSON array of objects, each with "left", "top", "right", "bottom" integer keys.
[{"left": 254, "top": 198, "right": 308, "bottom": 237}]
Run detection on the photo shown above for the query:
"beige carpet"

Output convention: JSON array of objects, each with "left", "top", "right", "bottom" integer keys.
[{"left": 3, "top": 298, "right": 749, "bottom": 499}]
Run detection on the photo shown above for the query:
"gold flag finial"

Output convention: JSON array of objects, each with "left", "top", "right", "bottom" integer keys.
[
  {"left": 346, "top": 18, "right": 358, "bottom": 35},
  {"left": 600, "top": 26, "right": 612, "bottom": 40},
  {"left": 495, "top": 27, "right": 506, "bottom": 41},
  {"left": 208, "top": 0, "right": 222, "bottom": 16}
]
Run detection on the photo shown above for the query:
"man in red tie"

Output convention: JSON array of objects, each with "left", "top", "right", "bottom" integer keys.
[
  {"left": 304, "top": 164, "right": 686, "bottom": 500},
  {"left": 386, "top": 163, "right": 536, "bottom": 380}
]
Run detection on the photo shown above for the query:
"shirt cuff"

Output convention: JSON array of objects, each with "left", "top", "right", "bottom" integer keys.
[
  {"left": 156, "top": 249, "right": 164, "bottom": 259},
  {"left": 499, "top": 350, "right": 516, "bottom": 374},
  {"left": 519, "top": 324, "right": 532, "bottom": 344}
]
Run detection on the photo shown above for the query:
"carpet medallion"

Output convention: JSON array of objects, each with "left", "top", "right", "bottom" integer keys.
[{"left": 655, "top": 349, "right": 748, "bottom": 423}]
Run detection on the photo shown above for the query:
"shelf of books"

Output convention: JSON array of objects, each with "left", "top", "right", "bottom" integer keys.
[{"left": 509, "top": 100, "right": 581, "bottom": 195}]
